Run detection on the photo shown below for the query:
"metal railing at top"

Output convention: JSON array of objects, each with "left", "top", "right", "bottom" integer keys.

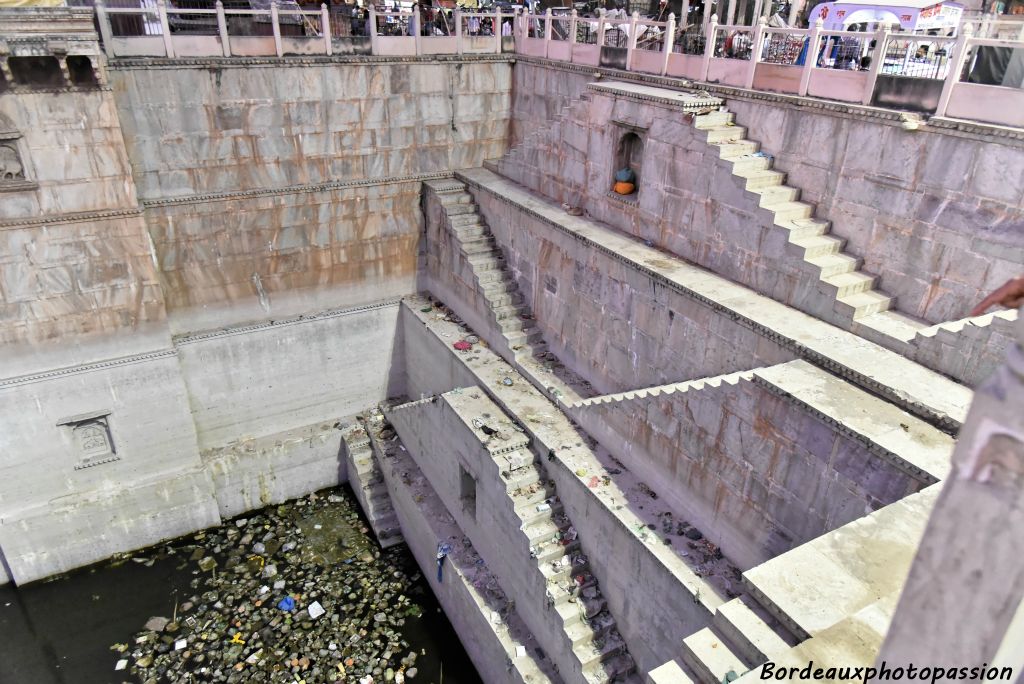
[
  {"left": 759, "top": 26, "right": 806, "bottom": 64},
  {"left": 712, "top": 23, "right": 754, "bottom": 59},
  {"left": 880, "top": 33, "right": 957, "bottom": 78}
]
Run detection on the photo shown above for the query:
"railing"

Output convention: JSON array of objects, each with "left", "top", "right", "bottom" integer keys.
[{"left": 94, "top": 2, "right": 1024, "bottom": 129}]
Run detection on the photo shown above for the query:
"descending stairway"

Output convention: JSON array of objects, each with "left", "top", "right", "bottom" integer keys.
[
  {"left": 434, "top": 184, "right": 586, "bottom": 403},
  {"left": 386, "top": 390, "right": 639, "bottom": 683},
  {"left": 692, "top": 110, "right": 927, "bottom": 342},
  {"left": 340, "top": 422, "right": 404, "bottom": 549},
  {"left": 504, "top": 451, "right": 638, "bottom": 683},
  {"left": 570, "top": 369, "right": 755, "bottom": 409}
]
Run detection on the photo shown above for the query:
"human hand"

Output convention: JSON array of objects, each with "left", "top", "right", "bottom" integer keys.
[{"left": 970, "top": 276, "right": 1024, "bottom": 317}]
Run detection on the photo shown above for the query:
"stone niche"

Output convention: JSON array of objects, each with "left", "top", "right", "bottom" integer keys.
[
  {"left": 58, "top": 410, "right": 120, "bottom": 470},
  {"left": 0, "top": 114, "right": 36, "bottom": 193}
]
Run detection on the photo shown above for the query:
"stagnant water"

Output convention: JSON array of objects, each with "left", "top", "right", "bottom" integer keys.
[{"left": 0, "top": 486, "right": 482, "bottom": 684}]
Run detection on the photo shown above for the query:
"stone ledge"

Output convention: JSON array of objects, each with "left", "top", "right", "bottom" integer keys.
[
  {"left": 109, "top": 53, "right": 514, "bottom": 70},
  {"left": 0, "top": 349, "right": 177, "bottom": 389},
  {"left": 172, "top": 297, "right": 402, "bottom": 346},
  {"left": 141, "top": 171, "right": 453, "bottom": 208},
  {"left": 0, "top": 206, "right": 143, "bottom": 230}
]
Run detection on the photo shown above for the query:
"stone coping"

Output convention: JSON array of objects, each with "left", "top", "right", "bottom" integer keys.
[
  {"left": 109, "top": 53, "right": 514, "bottom": 70},
  {"left": 457, "top": 166, "right": 972, "bottom": 432},
  {"left": 587, "top": 80, "right": 722, "bottom": 110},
  {"left": 0, "top": 206, "right": 143, "bottom": 230},
  {"left": 0, "top": 349, "right": 178, "bottom": 390},
  {"left": 753, "top": 360, "right": 953, "bottom": 483},
  {"left": 173, "top": 297, "right": 402, "bottom": 345}
]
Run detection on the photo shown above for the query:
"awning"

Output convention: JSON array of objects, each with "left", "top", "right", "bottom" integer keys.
[{"left": 808, "top": 0, "right": 963, "bottom": 31}]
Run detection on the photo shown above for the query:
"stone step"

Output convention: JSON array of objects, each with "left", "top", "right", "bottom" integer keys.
[
  {"left": 444, "top": 191, "right": 474, "bottom": 204},
  {"left": 777, "top": 216, "right": 831, "bottom": 238},
  {"left": 499, "top": 316, "right": 532, "bottom": 334},
  {"left": 445, "top": 202, "right": 476, "bottom": 216},
  {"left": 505, "top": 464, "right": 546, "bottom": 490},
  {"left": 518, "top": 499, "right": 564, "bottom": 527},
  {"left": 522, "top": 514, "right": 572, "bottom": 544},
  {"left": 755, "top": 184, "right": 801, "bottom": 207},
  {"left": 787, "top": 234, "right": 845, "bottom": 259},
  {"left": 805, "top": 252, "right": 861, "bottom": 278},
  {"left": 548, "top": 572, "right": 598, "bottom": 607},
  {"left": 481, "top": 277, "right": 517, "bottom": 294},
  {"left": 493, "top": 304, "right": 527, "bottom": 320},
  {"left": 730, "top": 153, "right": 773, "bottom": 173},
  {"left": 681, "top": 627, "right": 747, "bottom": 684},
  {"left": 584, "top": 651, "right": 636, "bottom": 684},
  {"left": 647, "top": 660, "right": 697, "bottom": 684},
  {"left": 576, "top": 625, "right": 627, "bottom": 671},
  {"left": 717, "top": 140, "right": 760, "bottom": 159},
  {"left": 712, "top": 595, "right": 793, "bottom": 667},
  {"left": 566, "top": 607, "right": 614, "bottom": 647},
  {"left": 705, "top": 125, "right": 747, "bottom": 143},
  {"left": 485, "top": 289, "right": 524, "bottom": 309},
  {"left": 470, "top": 254, "right": 506, "bottom": 272},
  {"left": 693, "top": 110, "right": 735, "bottom": 129},
  {"left": 767, "top": 200, "right": 815, "bottom": 222},
  {"left": 822, "top": 270, "right": 878, "bottom": 298},
  {"left": 463, "top": 237, "right": 498, "bottom": 255},
  {"left": 476, "top": 268, "right": 507, "bottom": 284},
  {"left": 448, "top": 212, "right": 481, "bottom": 227},
  {"left": 737, "top": 168, "right": 786, "bottom": 190},
  {"left": 536, "top": 538, "right": 580, "bottom": 564},
  {"left": 454, "top": 224, "right": 487, "bottom": 240},
  {"left": 507, "top": 327, "right": 545, "bottom": 348},
  {"left": 834, "top": 289, "right": 894, "bottom": 320}
]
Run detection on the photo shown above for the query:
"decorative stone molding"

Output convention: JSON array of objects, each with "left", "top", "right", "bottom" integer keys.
[
  {"left": 0, "top": 207, "right": 143, "bottom": 230},
  {"left": 0, "top": 349, "right": 177, "bottom": 389},
  {"left": 109, "top": 53, "right": 514, "bottom": 71},
  {"left": 142, "top": 171, "right": 455, "bottom": 208},
  {"left": 57, "top": 409, "right": 120, "bottom": 470},
  {"left": 172, "top": 298, "right": 402, "bottom": 346}
]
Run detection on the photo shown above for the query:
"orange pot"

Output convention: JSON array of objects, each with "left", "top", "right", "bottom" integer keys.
[{"left": 613, "top": 181, "right": 636, "bottom": 195}]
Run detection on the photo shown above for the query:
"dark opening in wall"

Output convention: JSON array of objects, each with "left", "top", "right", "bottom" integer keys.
[
  {"left": 459, "top": 464, "right": 477, "bottom": 521},
  {"left": 0, "top": 68, "right": 8, "bottom": 94},
  {"left": 612, "top": 131, "right": 644, "bottom": 199},
  {"left": 8, "top": 56, "right": 65, "bottom": 88},
  {"left": 67, "top": 55, "right": 98, "bottom": 87}
]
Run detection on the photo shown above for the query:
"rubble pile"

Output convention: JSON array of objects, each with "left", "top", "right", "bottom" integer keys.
[{"left": 111, "top": 488, "right": 428, "bottom": 684}]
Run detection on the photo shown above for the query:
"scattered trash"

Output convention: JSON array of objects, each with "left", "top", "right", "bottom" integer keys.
[
  {"left": 587, "top": 476, "right": 601, "bottom": 488},
  {"left": 501, "top": 377, "right": 514, "bottom": 386},
  {"left": 174, "top": 639, "right": 187, "bottom": 651},
  {"left": 114, "top": 659, "right": 128, "bottom": 671},
  {"left": 144, "top": 616, "right": 169, "bottom": 632},
  {"left": 307, "top": 600, "right": 326, "bottom": 619},
  {"left": 453, "top": 340, "right": 472, "bottom": 351},
  {"left": 536, "top": 503, "right": 551, "bottom": 512},
  {"left": 276, "top": 596, "right": 296, "bottom": 611},
  {"left": 465, "top": 335, "right": 479, "bottom": 344}
]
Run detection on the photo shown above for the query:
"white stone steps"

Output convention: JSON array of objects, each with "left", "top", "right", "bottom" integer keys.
[
  {"left": 565, "top": 608, "right": 614, "bottom": 647},
  {"left": 737, "top": 168, "right": 786, "bottom": 190},
  {"left": 586, "top": 653, "right": 638, "bottom": 684},
  {"left": 767, "top": 200, "right": 815, "bottom": 222},
  {"left": 712, "top": 595, "right": 793, "bottom": 667},
  {"left": 717, "top": 140, "right": 760, "bottom": 159},
  {"left": 493, "top": 303, "right": 527, "bottom": 320},
  {"left": 731, "top": 154, "right": 773, "bottom": 173},
  {"left": 787, "top": 234, "right": 845, "bottom": 259},
  {"left": 855, "top": 310, "right": 927, "bottom": 344},
  {"left": 577, "top": 627, "right": 628, "bottom": 672},
  {"left": 693, "top": 110, "right": 735, "bottom": 129},
  {"left": 518, "top": 499, "right": 565, "bottom": 527},
  {"left": 681, "top": 627, "right": 747, "bottom": 684},
  {"left": 523, "top": 515, "right": 572, "bottom": 544},
  {"left": 804, "top": 252, "right": 861, "bottom": 279},
  {"left": 754, "top": 184, "right": 800, "bottom": 207},
  {"left": 833, "top": 290, "right": 895, "bottom": 319},
  {"left": 705, "top": 125, "right": 747, "bottom": 143},
  {"left": 776, "top": 216, "right": 831, "bottom": 238},
  {"left": 536, "top": 538, "right": 580, "bottom": 564},
  {"left": 822, "top": 270, "right": 878, "bottom": 298},
  {"left": 570, "top": 369, "right": 757, "bottom": 409},
  {"left": 647, "top": 660, "right": 697, "bottom": 684}
]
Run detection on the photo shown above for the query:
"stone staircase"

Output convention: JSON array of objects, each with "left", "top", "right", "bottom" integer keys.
[
  {"left": 434, "top": 184, "right": 586, "bottom": 404},
  {"left": 570, "top": 369, "right": 755, "bottom": 409},
  {"left": 692, "top": 110, "right": 927, "bottom": 342},
  {"left": 485, "top": 426, "right": 638, "bottom": 682},
  {"left": 388, "top": 389, "right": 639, "bottom": 683},
  {"left": 339, "top": 421, "right": 404, "bottom": 549}
]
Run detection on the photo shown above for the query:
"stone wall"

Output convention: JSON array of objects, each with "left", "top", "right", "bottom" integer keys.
[
  {"left": 467, "top": 179, "right": 798, "bottom": 395},
  {"left": 0, "top": 87, "right": 168, "bottom": 375},
  {"left": 570, "top": 368, "right": 932, "bottom": 570},
  {"left": 724, "top": 97, "right": 1024, "bottom": 325},
  {"left": 504, "top": 60, "right": 1024, "bottom": 327}
]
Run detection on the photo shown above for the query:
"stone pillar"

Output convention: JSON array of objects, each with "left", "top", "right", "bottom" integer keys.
[{"left": 876, "top": 307, "right": 1024, "bottom": 676}]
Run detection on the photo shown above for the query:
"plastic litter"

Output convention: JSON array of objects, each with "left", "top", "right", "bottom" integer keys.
[
  {"left": 501, "top": 377, "right": 513, "bottom": 386},
  {"left": 307, "top": 601, "right": 326, "bottom": 619},
  {"left": 453, "top": 340, "right": 472, "bottom": 351},
  {"left": 277, "top": 596, "right": 296, "bottom": 611}
]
